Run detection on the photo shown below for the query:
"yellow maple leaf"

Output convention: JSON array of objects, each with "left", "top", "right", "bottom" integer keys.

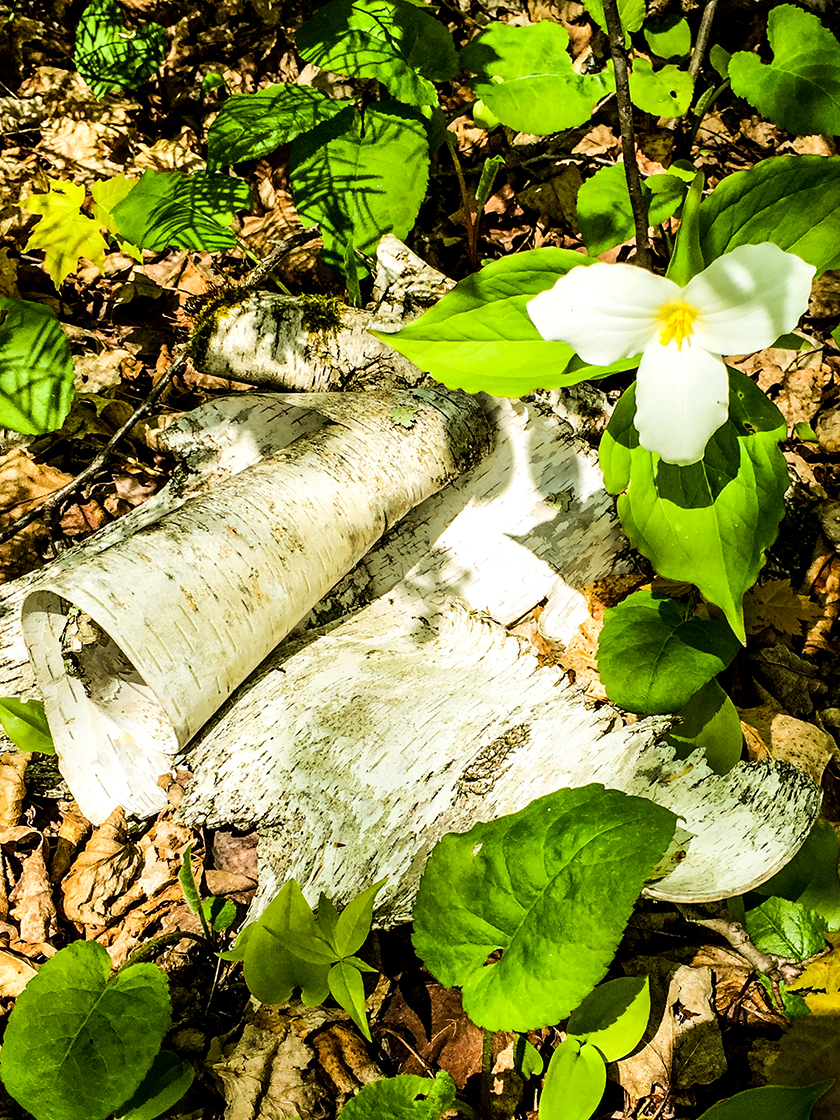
[
  {"left": 21, "top": 179, "right": 108, "bottom": 289},
  {"left": 91, "top": 176, "right": 142, "bottom": 262}
]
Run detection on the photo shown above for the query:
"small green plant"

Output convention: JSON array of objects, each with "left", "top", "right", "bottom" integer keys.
[
  {"left": 178, "top": 842, "right": 237, "bottom": 948},
  {"left": 222, "top": 877, "right": 385, "bottom": 1040},
  {"left": 0, "top": 698, "right": 56, "bottom": 754},
  {"left": 0, "top": 941, "right": 193, "bottom": 1120}
]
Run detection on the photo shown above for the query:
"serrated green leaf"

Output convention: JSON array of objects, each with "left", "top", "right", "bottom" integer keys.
[
  {"left": 577, "top": 163, "right": 687, "bottom": 256},
  {"left": 207, "top": 85, "right": 351, "bottom": 169},
  {"left": 412, "top": 785, "right": 676, "bottom": 1031},
  {"left": 0, "top": 298, "right": 75, "bottom": 435},
  {"left": 744, "top": 897, "right": 827, "bottom": 961},
  {"left": 460, "top": 22, "right": 614, "bottom": 135},
  {"left": 665, "top": 679, "right": 743, "bottom": 774},
  {"left": 296, "top": 0, "right": 457, "bottom": 108},
  {"left": 584, "top": 0, "right": 644, "bottom": 36},
  {"left": 332, "top": 877, "right": 386, "bottom": 958},
  {"left": 645, "top": 15, "right": 691, "bottom": 60},
  {"left": 111, "top": 169, "right": 251, "bottom": 252},
  {"left": 373, "top": 248, "right": 637, "bottom": 395},
  {"left": 599, "top": 370, "right": 788, "bottom": 642},
  {"left": 567, "top": 976, "right": 650, "bottom": 1062},
  {"left": 237, "top": 880, "right": 331, "bottom": 1006},
  {"left": 729, "top": 5, "right": 840, "bottom": 137},
  {"left": 697, "top": 1081, "right": 832, "bottom": 1120},
  {"left": 597, "top": 590, "right": 740, "bottom": 715},
  {"left": 290, "top": 102, "right": 429, "bottom": 291},
  {"left": 0, "top": 697, "right": 55, "bottom": 754},
  {"left": 329, "top": 960, "right": 372, "bottom": 1041},
  {"left": 115, "top": 1051, "right": 194, "bottom": 1120},
  {"left": 539, "top": 1039, "right": 606, "bottom": 1120},
  {"left": 338, "top": 1072, "right": 458, "bottom": 1120},
  {"left": 629, "top": 57, "right": 693, "bottom": 116},
  {"left": 74, "top": 0, "right": 166, "bottom": 99},
  {"left": 0, "top": 941, "right": 171, "bottom": 1120},
  {"left": 698, "top": 156, "right": 840, "bottom": 274},
  {"left": 22, "top": 179, "right": 108, "bottom": 288}
]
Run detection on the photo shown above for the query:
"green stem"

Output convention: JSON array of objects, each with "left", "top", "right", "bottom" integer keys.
[{"left": 117, "top": 929, "right": 211, "bottom": 972}]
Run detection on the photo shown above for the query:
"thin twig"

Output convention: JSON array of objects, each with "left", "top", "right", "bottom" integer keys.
[
  {"left": 688, "top": 0, "right": 721, "bottom": 83},
  {"left": 448, "top": 139, "right": 479, "bottom": 272},
  {"left": 239, "top": 226, "right": 321, "bottom": 293},
  {"left": 0, "top": 353, "right": 186, "bottom": 547},
  {"left": 600, "top": 0, "right": 652, "bottom": 269}
]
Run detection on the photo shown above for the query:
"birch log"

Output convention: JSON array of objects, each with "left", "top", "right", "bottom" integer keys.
[{"left": 20, "top": 388, "right": 492, "bottom": 822}]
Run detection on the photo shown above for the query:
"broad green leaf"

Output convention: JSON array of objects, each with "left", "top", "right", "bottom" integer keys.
[
  {"left": 729, "top": 5, "right": 840, "bottom": 137},
  {"left": 0, "top": 298, "right": 75, "bottom": 434},
  {"left": 235, "top": 880, "right": 331, "bottom": 1006},
  {"left": 599, "top": 370, "right": 788, "bottom": 641},
  {"left": 207, "top": 85, "right": 351, "bottom": 169},
  {"left": 318, "top": 893, "right": 342, "bottom": 946},
  {"left": 202, "top": 896, "right": 237, "bottom": 933},
  {"left": 665, "top": 679, "right": 743, "bottom": 774},
  {"left": 328, "top": 960, "right": 372, "bottom": 1041},
  {"left": 697, "top": 1082, "right": 832, "bottom": 1120},
  {"left": 74, "top": 0, "right": 166, "bottom": 99},
  {"left": 111, "top": 169, "right": 251, "bottom": 252},
  {"left": 460, "top": 22, "right": 614, "bottom": 135},
  {"left": 744, "top": 897, "right": 827, "bottom": 961},
  {"left": 645, "top": 15, "right": 691, "bottom": 60},
  {"left": 373, "top": 248, "right": 638, "bottom": 395},
  {"left": 90, "top": 176, "right": 142, "bottom": 261},
  {"left": 584, "top": 0, "right": 644, "bottom": 35},
  {"left": 22, "top": 179, "right": 108, "bottom": 289},
  {"left": 666, "top": 171, "right": 706, "bottom": 286},
  {"left": 338, "top": 1072, "right": 458, "bottom": 1120},
  {"left": 629, "top": 58, "right": 693, "bottom": 117},
  {"left": 577, "top": 163, "right": 687, "bottom": 256},
  {"left": 597, "top": 590, "right": 740, "bottom": 714},
  {"left": 517, "top": 1037, "right": 544, "bottom": 1078},
  {"left": 0, "top": 697, "right": 55, "bottom": 754},
  {"left": 567, "top": 976, "right": 650, "bottom": 1061},
  {"left": 290, "top": 102, "right": 429, "bottom": 292},
  {"left": 266, "top": 926, "right": 338, "bottom": 965},
  {"left": 332, "top": 877, "right": 386, "bottom": 957},
  {"left": 115, "top": 1051, "right": 194, "bottom": 1120},
  {"left": 0, "top": 941, "right": 171, "bottom": 1120},
  {"left": 709, "top": 44, "right": 730, "bottom": 79},
  {"left": 296, "top": 0, "right": 458, "bottom": 108},
  {"left": 698, "top": 155, "right": 840, "bottom": 274},
  {"left": 756, "top": 820, "right": 840, "bottom": 930},
  {"left": 412, "top": 785, "right": 676, "bottom": 1031},
  {"left": 539, "top": 1039, "right": 606, "bottom": 1120}
]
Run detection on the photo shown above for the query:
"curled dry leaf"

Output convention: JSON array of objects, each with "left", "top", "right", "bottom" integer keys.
[
  {"left": 0, "top": 949, "right": 38, "bottom": 997},
  {"left": 9, "top": 841, "right": 56, "bottom": 944},
  {"left": 0, "top": 753, "right": 29, "bottom": 841},
  {"left": 49, "top": 801, "right": 91, "bottom": 883},
  {"left": 740, "top": 705, "right": 837, "bottom": 785},
  {"left": 61, "top": 806, "right": 142, "bottom": 927}
]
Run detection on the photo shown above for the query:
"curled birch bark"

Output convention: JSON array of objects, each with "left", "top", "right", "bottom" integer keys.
[{"left": 21, "top": 388, "right": 492, "bottom": 823}]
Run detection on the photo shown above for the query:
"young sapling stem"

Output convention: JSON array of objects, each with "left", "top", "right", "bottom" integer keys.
[
  {"left": 448, "top": 138, "right": 480, "bottom": 272},
  {"left": 600, "top": 0, "right": 652, "bottom": 269},
  {"left": 688, "top": 0, "right": 721, "bottom": 83}
]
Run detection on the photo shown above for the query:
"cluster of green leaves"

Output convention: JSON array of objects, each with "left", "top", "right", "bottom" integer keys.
[{"left": 222, "top": 876, "right": 385, "bottom": 1040}]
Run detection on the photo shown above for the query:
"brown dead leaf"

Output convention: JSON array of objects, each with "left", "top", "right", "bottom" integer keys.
[
  {"left": 97, "top": 880, "right": 189, "bottom": 967},
  {"left": 518, "top": 164, "right": 583, "bottom": 228},
  {"left": 0, "top": 949, "right": 38, "bottom": 997},
  {"left": 10, "top": 841, "right": 57, "bottom": 944},
  {"left": 0, "top": 753, "right": 27, "bottom": 840},
  {"left": 49, "top": 801, "right": 91, "bottom": 882},
  {"left": 0, "top": 449, "right": 74, "bottom": 581},
  {"left": 809, "top": 270, "right": 840, "bottom": 318},
  {"left": 740, "top": 705, "right": 836, "bottom": 785},
  {"left": 769, "top": 1013, "right": 840, "bottom": 1120},
  {"left": 743, "top": 579, "right": 823, "bottom": 639},
  {"left": 61, "top": 806, "right": 142, "bottom": 927},
  {"left": 748, "top": 644, "right": 827, "bottom": 717}
]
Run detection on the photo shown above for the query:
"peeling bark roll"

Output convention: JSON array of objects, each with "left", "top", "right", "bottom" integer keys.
[{"left": 21, "top": 389, "right": 493, "bottom": 823}]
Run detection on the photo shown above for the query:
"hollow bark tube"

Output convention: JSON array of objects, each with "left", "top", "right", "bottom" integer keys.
[{"left": 21, "top": 388, "right": 493, "bottom": 823}]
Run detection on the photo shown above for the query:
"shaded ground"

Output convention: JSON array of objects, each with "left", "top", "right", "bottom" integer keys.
[{"left": 2, "top": 0, "right": 840, "bottom": 1117}]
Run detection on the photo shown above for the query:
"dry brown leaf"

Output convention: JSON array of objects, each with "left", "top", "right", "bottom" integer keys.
[
  {"left": 739, "top": 706, "right": 836, "bottom": 785},
  {"left": 49, "top": 801, "right": 91, "bottom": 883},
  {"left": 10, "top": 842, "right": 57, "bottom": 944},
  {"left": 0, "top": 449, "right": 74, "bottom": 581},
  {"left": 61, "top": 806, "right": 142, "bottom": 927},
  {"left": 98, "top": 880, "right": 188, "bottom": 967},
  {"left": 0, "top": 753, "right": 28, "bottom": 840},
  {"left": 743, "top": 579, "right": 823, "bottom": 639},
  {"left": 0, "top": 949, "right": 38, "bottom": 997}
]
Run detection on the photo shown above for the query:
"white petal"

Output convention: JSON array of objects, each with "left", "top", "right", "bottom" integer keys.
[
  {"left": 635, "top": 341, "right": 729, "bottom": 465},
  {"left": 527, "top": 263, "right": 679, "bottom": 365},
  {"left": 684, "top": 243, "right": 815, "bottom": 356}
]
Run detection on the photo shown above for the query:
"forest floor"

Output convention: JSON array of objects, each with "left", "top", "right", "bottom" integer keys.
[{"left": 2, "top": 0, "right": 840, "bottom": 1117}]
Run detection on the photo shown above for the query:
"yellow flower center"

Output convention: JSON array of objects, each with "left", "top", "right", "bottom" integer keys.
[{"left": 657, "top": 300, "right": 698, "bottom": 349}]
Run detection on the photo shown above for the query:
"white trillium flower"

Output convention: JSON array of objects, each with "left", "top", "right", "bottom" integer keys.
[{"left": 527, "top": 243, "right": 816, "bottom": 466}]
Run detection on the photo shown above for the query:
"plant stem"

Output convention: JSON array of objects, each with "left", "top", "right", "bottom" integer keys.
[
  {"left": 448, "top": 138, "right": 480, "bottom": 273},
  {"left": 688, "top": 0, "right": 721, "bottom": 83},
  {"left": 480, "top": 1027, "right": 494, "bottom": 1118},
  {"left": 600, "top": 0, "right": 652, "bottom": 269}
]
